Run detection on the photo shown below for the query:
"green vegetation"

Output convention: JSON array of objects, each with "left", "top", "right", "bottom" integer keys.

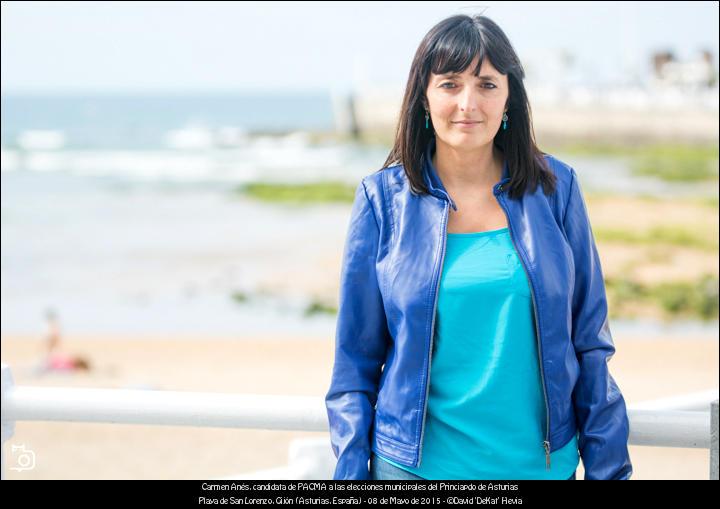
[
  {"left": 237, "top": 181, "right": 357, "bottom": 204},
  {"left": 595, "top": 226, "right": 719, "bottom": 251},
  {"left": 632, "top": 144, "right": 719, "bottom": 182},
  {"left": 606, "top": 273, "right": 719, "bottom": 321},
  {"left": 548, "top": 142, "right": 719, "bottom": 182},
  {"left": 230, "top": 291, "right": 249, "bottom": 303},
  {"left": 586, "top": 191, "right": 719, "bottom": 208},
  {"left": 700, "top": 196, "right": 719, "bottom": 208},
  {"left": 230, "top": 289, "right": 338, "bottom": 317},
  {"left": 304, "top": 299, "right": 338, "bottom": 317}
]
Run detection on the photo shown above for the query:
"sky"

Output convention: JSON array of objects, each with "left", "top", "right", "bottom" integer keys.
[{"left": 1, "top": 1, "right": 718, "bottom": 95}]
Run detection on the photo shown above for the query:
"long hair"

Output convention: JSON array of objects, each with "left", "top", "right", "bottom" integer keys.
[{"left": 381, "top": 14, "right": 556, "bottom": 200}]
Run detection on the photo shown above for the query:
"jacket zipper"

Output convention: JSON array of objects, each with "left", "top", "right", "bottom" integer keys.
[
  {"left": 417, "top": 188, "right": 552, "bottom": 470},
  {"left": 417, "top": 199, "right": 449, "bottom": 467},
  {"left": 496, "top": 185, "right": 552, "bottom": 470}
]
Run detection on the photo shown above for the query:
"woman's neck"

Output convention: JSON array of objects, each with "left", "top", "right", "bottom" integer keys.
[{"left": 432, "top": 140, "right": 504, "bottom": 189}]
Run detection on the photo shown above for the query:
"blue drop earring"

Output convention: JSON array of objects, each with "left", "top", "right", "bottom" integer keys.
[
  {"left": 425, "top": 109, "right": 430, "bottom": 129},
  {"left": 502, "top": 112, "right": 508, "bottom": 131}
]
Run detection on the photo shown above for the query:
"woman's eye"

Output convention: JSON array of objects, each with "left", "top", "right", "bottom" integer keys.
[{"left": 440, "top": 82, "right": 496, "bottom": 89}]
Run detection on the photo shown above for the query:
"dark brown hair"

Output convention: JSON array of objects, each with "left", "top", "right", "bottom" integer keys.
[{"left": 381, "top": 14, "right": 556, "bottom": 200}]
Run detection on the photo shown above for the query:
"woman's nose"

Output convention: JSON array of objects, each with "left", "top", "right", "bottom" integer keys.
[{"left": 458, "top": 87, "right": 481, "bottom": 111}]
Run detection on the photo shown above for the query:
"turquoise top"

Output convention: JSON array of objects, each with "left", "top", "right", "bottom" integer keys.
[{"left": 377, "top": 226, "right": 579, "bottom": 480}]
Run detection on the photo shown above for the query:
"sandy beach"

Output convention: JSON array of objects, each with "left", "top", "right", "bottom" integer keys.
[{"left": 1, "top": 333, "right": 717, "bottom": 480}]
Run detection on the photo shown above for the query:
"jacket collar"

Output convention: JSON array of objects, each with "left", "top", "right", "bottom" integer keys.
[{"left": 422, "top": 135, "right": 510, "bottom": 211}]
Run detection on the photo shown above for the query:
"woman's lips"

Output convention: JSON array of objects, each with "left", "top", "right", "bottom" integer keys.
[{"left": 453, "top": 121, "right": 482, "bottom": 127}]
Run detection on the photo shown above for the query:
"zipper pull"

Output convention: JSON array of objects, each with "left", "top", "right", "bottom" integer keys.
[{"left": 543, "top": 441, "right": 551, "bottom": 470}]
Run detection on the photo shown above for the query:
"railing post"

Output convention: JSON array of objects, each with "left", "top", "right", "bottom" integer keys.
[
  {"left": 1, "top": 364, "right": 16, "bottom": 481},
  {"left": 712, "top": 399, "right": 718, "bottom": 480}
]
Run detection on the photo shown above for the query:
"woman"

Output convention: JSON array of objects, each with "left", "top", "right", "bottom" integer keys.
[{"left": 325, "top": 14, "right": 632, "bottom": 481}]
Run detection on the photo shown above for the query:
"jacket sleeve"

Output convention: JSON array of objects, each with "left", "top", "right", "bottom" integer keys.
[
  {"left": 325, "top": 178, "right": 390, "bottom": 480},
  {"left": 564, "top": 168, "right": 633, "bottom": 480}
]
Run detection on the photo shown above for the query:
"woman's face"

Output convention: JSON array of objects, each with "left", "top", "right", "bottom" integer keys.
[{"left": 425, "top": 55, "right": 509, "bottom": 151}]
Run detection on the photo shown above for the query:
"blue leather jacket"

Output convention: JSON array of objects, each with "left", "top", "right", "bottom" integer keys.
[{"left": 325, "top": 137, "right": 633, "bottom": 480}]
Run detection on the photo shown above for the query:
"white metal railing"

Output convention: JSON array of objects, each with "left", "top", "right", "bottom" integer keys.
[{"left": 1, "top": 363, "right": 718, "bottom": 480}]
